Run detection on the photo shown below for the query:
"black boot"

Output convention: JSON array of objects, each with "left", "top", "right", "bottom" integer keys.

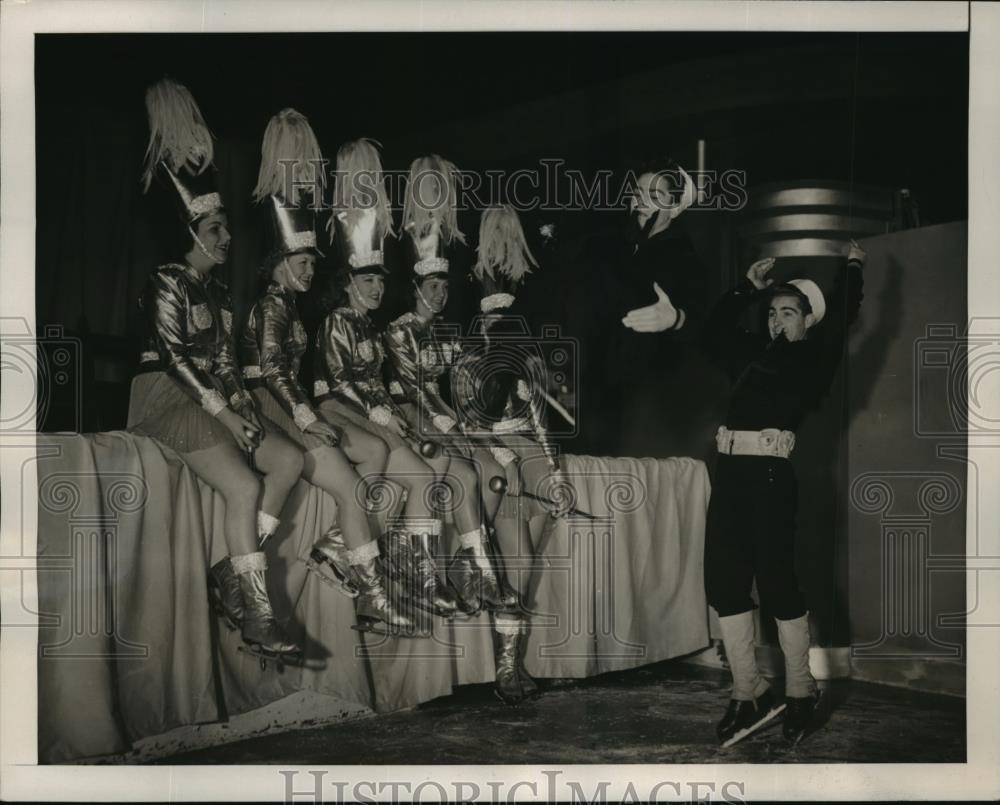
[
  {"left": 717, "top": 688, "right": 785, "bottom": 747},
  {"left": 232, "top": 552, "right": 301, "bottom": 657},
  {"left": 379, "top": 527, "right": 421, "bottom": 598},
  {"left": 207, "top": 556, "right": 244, "bottom": 630},
  {"left": 514, "top": 621, "right": 538, "bottom": 697},
  {"left": 350, "top": 542, "right": 423, "bottom": 637},
  {"left": 412, "top": 529, "right": 458, "bottom": 618},
  {"left": 493, "top": 624, "right": 525, "bottom": 705},
  {"left": 447, "top": 550, "right": 483, "bottom": 616},
  {"left": 783, "top": 690, "right": 821, "bottom": 744},
  {"left": 307, "top": 525, "right": 360, "bottom": 599}
]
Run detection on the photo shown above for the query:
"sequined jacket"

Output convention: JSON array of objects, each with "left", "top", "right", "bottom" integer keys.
[
  {"left": 384, "top": 312, "right": 462, "bottom": 436},
  {"left": 451, "top": 331, "right": 560, "bottom": 471},
  {"left": 240, "top": 283, "right": 318, "bottom": 432},
  {"left": 137, "top": 263, "right": 251, "bottom": 416},
  {"left": 313, "top": 306, "right": 403, "bottom": 425}
]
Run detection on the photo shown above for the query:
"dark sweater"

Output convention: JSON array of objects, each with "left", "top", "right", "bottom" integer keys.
[{"left": 705, "top": 260, "right": 864, "bottom": 433}]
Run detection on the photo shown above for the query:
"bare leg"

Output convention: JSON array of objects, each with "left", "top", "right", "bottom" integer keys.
[
  {"left": 441, "top": 454, "right": 486, "bottom": 540},
  {"left": 385, "top": 446, "right": 437, "bottom": 519},
  {"left": 251, "top": 430, "right": 305, "bottom": 518},
  {"left": 334, "top": 420, "right": 389, "bottom": 488},
  {"left": 302, "top": 445, "right": 372, "bottom": 549},
  {"left": 182, "top": 442, "right": 261, "bottom": 556}
]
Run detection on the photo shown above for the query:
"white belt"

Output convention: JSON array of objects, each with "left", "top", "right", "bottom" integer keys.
[{"left": 716, "top": 426, "right": 795, "bottom": 458}]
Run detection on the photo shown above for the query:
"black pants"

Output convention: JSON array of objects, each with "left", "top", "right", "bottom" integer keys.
[{"left": 704, "top": 453, "right": 806, "bottom": 620}]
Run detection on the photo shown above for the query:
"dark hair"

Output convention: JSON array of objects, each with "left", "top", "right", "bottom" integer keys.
[
  {"left": 767, "top": 283, "right": 812, "bottom": 316},
  {"left": 632, "top": 156, "right": 686, "bottom": 206},
  {"left": 320, "top": 269, "right": 351, "bottom": 313}
]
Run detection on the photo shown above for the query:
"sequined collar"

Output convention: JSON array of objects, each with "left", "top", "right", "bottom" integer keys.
[
  {"left": 267, "top": 281, "right": 295, "bottom": 299},
  {"left": 336, "top": 305, "right": 370, "bottom": 322}
]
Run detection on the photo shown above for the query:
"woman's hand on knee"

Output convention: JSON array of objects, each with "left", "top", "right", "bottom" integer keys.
[{"left": 217, "top": 408, "right": 261, "bottom": 451}]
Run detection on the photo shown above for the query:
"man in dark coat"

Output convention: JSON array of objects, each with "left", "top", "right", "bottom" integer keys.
[{"left": 577, "top": 158, "right": 725, "bottom": 459}]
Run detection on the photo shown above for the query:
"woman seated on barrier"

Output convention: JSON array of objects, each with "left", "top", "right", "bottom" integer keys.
[
  {"left": 313, "top": 140, "right": 458, "bottom": 625},
  {"left": 240, "top": 114, "right": 414, "bottom": 637},
  {"left": 128, "top": 78, "right": 302, "bottom": 662}
]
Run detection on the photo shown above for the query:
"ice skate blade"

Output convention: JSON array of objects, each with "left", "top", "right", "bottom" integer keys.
[
  {"left": 304, "top": 558, "right": 360, "bottom": 599},
  {"left": 785, "top": 691, "right": 823, "bottom": 746},
  {"left": 720, "top": 704, "right": 786, "bottom": 748},
  {"left": 408, "top": 596, "right": 459, "bottom": 620},
  {"left": 493, "top": 688, "right": 525, "bottom": 707},
  {"left": 351, "top": 620, "right": 428, "bottom": 639},
  {"left": 237, "top": 643, "right": 303, "bottom": 671}
]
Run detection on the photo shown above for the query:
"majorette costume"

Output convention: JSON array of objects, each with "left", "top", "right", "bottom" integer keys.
[
  {"left": 315, "top": 140, "right": 457, "bottom": 622},
  {"left": 127, "top": 77, "right": 299, "bottom": 660},
  {"left": 386, "top": 156, "right": 509, "bottom": 618},
  {"left": 703, "top": 253, "right": 864, "bottom": 746},
  {"left": 450, "top": 204, "right": 564, "bottom": 704},
  {"left": 241, "top": 115, "right": 416, "bottom": 635},
  {"left": 242, "top": 109, "right": 328, "bottom": 453}
]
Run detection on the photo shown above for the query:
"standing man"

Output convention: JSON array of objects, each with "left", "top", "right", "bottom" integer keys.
[
  {"left": 702, "top": 242, "right": 866, "bottom": 747},
  {"left": 580, "top": 157, "right": 723, "bottom": 458}
]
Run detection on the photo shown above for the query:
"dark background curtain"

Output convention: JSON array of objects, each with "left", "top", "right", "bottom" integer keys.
[{"left": 35, "top": 31, "right": 968, "bottom": 434}]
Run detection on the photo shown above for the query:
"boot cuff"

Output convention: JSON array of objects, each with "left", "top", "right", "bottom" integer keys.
[
  {"left": 397, "top": 516, "right": 441, "bottom": 536},
  {"left": 494, "top": 616, "right": 524, "bottom": 635},
  {"left": 347, "top": 539, "right": 380, "bottom": 565},
  {"left": 231, "top": 551, "right": 267, "bottom": 574},
  {"left": 458, "top": 529, "right": 481, "bottom": 550},
  {"left": 257, "top": 510, "right": 280, "bottom": 537}
]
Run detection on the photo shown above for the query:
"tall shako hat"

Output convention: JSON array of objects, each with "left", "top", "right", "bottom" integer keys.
[
  {"left": 402, "top": 155, "right": 465, "bottom": 281},
  {"left": 253, "top": 108, "right": 325, "bottom": 260},
  {"left": 328, "top": 139, "right": 395, "bottom": 276},
  {"left": 473, "top": 205, "right": 538, "bottom": 313},
  {"left": 141, "top": 77, "right": 224, "bottom": 225}
]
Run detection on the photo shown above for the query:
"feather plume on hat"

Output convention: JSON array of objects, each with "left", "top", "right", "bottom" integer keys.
[
  {"left": 401, "top": 154, "right": 465, "bottom": 247},
  {"left": 474, "top": 205, "right": 537, "bottom": 283},
  {"left": 141, "top": 77, "right": 214, "bottom": 192},
  {"left": 252, "top": 108, "right": 326, "bottom": 206},
  {"left": 327, "top": 138, "right": 395, "bottom": 244}
]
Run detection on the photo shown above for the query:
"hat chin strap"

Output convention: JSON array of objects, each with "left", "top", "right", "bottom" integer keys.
[
  {"left": 348, "top": 276, "right": 378, "bottom": 310},
  {"left": 276, "top": 259, "right": 309, "bottom": 293},
  {"left": 188, "top": 225, "right": 226, "bottom": 265},
  {"left": 414, "top": 283, "right": 444, "bottom": 316}
]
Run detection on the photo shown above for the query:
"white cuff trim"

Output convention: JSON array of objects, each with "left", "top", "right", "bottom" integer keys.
[
  {"left": 491, "top": 446, "right": 517, "bottom": 467},
  {"left": 347, "top": 539, "right": 380, "bottom": 565},
  {"left": 293, "top": 403, "right": 318, "bottom": 431},
  {"left": 257, "top": 510, "right": 280, "bottom": 539},
  {"left": 230, "top": 551, "right": 267, "bottom": 574},
  {"left": 494, "top": 616, "right": 524, "bottom": 635},
  {"left": 229, "top": 390, "right": 252, "bottom": 408},
  {"left": 201, "top": 389, "right": 227, "bottom": 416},
  {"left": 369, "top": 405, "right": 392, "bottom": 427},
  {"left": 433, "top": 414, "right": 456, "bottom": 433}
]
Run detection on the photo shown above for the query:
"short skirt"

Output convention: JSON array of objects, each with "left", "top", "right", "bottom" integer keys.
[
  {"left": 316, "top": 397, "right": 409, "bottom": 452},
  {"left": 250, "top": 386, "right": 329, "bottom": 452},
  {"left": 128, "top": 371, "right": 278, "bottom": 455}
]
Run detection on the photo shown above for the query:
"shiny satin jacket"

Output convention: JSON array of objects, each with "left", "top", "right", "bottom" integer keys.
[
  {"left": 240, "top": 282, "right": 319, "bottom": 432},
  {"left": 313, "top": 306, "right": 403, "bottom": 423},
  {"left": 451, "top": 333, "right": 561, "bottom": 472},
  {"left": 384, "top": 311, "right": 461, "bottom": 435},
  {"left": 137, "top": 262, "right": 251, "bottom": 415}
]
